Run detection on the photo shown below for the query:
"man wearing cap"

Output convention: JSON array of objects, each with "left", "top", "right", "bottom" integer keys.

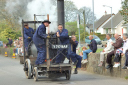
[
  {"left": 24, "top": 23, "right": 34, "bottom": 51},
  {"left": 33, "top": 20, "right": 51, "bottom": 65}
]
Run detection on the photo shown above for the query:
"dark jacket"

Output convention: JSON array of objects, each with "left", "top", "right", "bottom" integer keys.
[
  {"left": 24, "top": 27, "right": 34, "bottom": 42},
  {"left": 33, "top": 24, "right": 47, "bottom": 46},
  {"left": 57, "top": 28, "right": 69, "bottom": 44},
  {"left": 89, "top": 39, "right": 97, "bottom": 53},
  {"left": 112, "top": 37, "right": 123, "bottom": 54},
  {"left": 8, "top": 39, "right": 13, "bottom": 45},
  {"left": 73, "top": 41, "right": 78, "bottom": 53}
]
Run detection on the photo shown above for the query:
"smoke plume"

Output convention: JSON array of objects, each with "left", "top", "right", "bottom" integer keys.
[{"left": 5, "top": 0, "right": 58, "bottom": 33}]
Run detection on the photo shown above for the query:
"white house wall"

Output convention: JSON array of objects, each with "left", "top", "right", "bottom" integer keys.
[
  {"left": 115, "top": 20, "right": 125, "bottom": 36},
  {"left": 95, "top": 15, "right": 115, "bottom": 34}
]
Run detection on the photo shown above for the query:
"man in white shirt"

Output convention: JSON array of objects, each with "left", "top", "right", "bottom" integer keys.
[
  {"left": 98, "top": 34, "right": 113, "bottom": 66},
  {"left": 122, "top": 33, "right": 128, "bottom": 69}
]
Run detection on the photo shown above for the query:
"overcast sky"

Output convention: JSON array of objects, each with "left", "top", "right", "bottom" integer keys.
[{"left": 71, "top": 0, "right": 122, "bottom": 19}]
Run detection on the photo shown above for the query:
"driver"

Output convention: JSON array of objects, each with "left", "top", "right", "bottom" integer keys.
[{"left": 33, "top": 20, "right": 51, "bottom": 65}]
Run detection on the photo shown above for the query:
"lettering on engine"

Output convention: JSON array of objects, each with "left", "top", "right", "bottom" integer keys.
[{"left": 52, "top": 45, "right": 68, "bottom": 49}]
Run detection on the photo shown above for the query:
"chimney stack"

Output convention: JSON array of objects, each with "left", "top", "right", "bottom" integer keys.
[
  {"left": 105, "top": 11, "right": 107, "bottom": 15},
  {"left": 57, "top": 0, "right": 65, "bottom": 28}
]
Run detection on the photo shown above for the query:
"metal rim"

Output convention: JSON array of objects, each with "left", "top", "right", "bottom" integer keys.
[
  {"left": 25, "top": 59, "right": 32, "bottom": 79},
  {"left": 66, "top": 70, "right": 71, "bottom": 80},
  {"left": 33, "top": 67, "right": 38, "bottom": 81}
]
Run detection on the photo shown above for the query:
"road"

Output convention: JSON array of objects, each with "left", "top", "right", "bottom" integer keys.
[{"left": 0, "top": 55, "right": 128, "bottom": 85}]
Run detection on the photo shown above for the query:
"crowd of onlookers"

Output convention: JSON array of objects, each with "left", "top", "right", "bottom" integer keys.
[
  {"left": 79, "top": 33, "right": 128, "bottom": 69},
  {"left": 3, "top": 37, "right": 23, "bottom": 55},
  {"left": 13, "top": 37, "right": 23, "bottom": 55}
]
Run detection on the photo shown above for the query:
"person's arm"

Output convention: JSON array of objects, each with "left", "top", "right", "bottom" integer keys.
[
  {"left": 104, "top": 41, "right": 113, "bottom": 52},
  {"left": 112, "top": 39, "right": 123, "bottom": 48},
  {"left": 92, "top": 40, "right": 97, "bottom": 52},
  {"left": 59, "top": 29, "right": 69, "bottom": 39},
  {"left": 37, "top": 25, "right": 47, "bottom": 38},
  {"left": 75, "top": 41, "right": 78, "bottom": 47},
  {"left": 24, "top": 29, "right": 29, "bottom": 39},
  {"left": 11, "top": 40, "right": 13, "bottom": 44}
]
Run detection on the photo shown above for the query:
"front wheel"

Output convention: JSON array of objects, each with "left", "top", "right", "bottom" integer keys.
[
  {"left": 33, "top": 67, "right": 38, "bottom": 81},
  {"left": 65, "top": 70, "right": 71, "bottom": 80}
]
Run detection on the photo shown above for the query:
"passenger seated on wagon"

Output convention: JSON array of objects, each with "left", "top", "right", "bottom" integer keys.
[
  {"left": 68, "top": 35, "right": 82, "bottom": 74},
  {"left": 55, "top": 25, "right": 82, "bottom": 73}
]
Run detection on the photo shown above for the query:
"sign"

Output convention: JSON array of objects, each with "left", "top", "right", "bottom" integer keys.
[{"left": 52, "top": 45, "right": 68, "bottom": 49}]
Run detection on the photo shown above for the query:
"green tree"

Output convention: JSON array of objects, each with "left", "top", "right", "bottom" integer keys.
[
  {"left": 65, "top": 21, "right": 89, "bottom": 41},
  {"left": 78, "top": 7, "right": 97, "bottom": 24},
  {"left": 0, "top": 21, "right": 21, "bottom": 43},
  {"left": 64, "top": 0, "right": 78, "bottom": 22},
  {"left": 120, "top": 0, "right": 128, "bottom": 24}
]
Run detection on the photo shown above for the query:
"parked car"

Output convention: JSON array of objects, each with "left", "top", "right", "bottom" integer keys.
[
  {"left": 101, "top": 37, "right": 115, "bottom": 47},
  {"left": 0, "top": 41, "right": 3, "bottom": 47},
  {"left": 85, "top": 35, "right": 101, "bottom": 45}
]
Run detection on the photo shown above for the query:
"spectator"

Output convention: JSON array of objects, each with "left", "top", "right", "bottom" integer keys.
[
  {"left": 80, "top": 46, "right": 87, "bottom": 63},
  {"left": 6, "top": 38, "right": 13, "bottom": 47},
  {"left": 122, "top": 33, "right": 128, "bottom": 69},
  {"left": 13, "top": 40, "right": 16, "bottom": 47},
  {"left": 113, "top": 48, "right": 123, "bottom": 67},
  {"left": 106, "top": 34, "right": 123, "bottom": 69},
  {"left": 82, "top": 35, "right": 97, "bottom": 64},
  {"left": 98, "top": 34, "right": 113, "bottom": 66}
]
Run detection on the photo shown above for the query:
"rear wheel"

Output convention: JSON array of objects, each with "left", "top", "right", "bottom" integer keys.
[
  {"left": 65, "top": 70, "right": 71, "bottom": 80},
  {"left": 25, "top": 59, "right": 32, "bottom": 79},
  {"left": 33, "top": 67, "right": 38, "bottom": 81}
]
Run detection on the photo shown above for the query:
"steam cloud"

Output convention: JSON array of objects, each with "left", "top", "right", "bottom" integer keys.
[{"left": 5, "top": 0, "right": 58, "bottom": 33}]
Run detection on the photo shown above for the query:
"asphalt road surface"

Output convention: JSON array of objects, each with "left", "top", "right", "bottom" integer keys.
[{"left": 0, "top": 55, "right": 128, "bottom": 85}]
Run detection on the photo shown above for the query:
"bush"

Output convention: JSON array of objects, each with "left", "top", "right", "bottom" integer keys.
[{"left": 90, "top": 33, "right": 106, "bottom": 40}]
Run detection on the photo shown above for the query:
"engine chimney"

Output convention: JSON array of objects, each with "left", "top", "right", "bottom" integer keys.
[{"left": 57, "top": 0, "right": 65, "bottom": 28}]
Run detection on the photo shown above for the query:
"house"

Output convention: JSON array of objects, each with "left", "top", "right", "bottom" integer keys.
[
  {"left": 86, "top": 24, "right": 92, "bottom": 34},
  {"left": 88, "top": 11, "right": 115, "bottom": 34},
  {"left": 103, "top": 12, "right": 125, "bottom": 36}
]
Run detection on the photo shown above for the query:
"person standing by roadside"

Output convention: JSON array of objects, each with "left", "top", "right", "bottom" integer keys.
[{"left": 7, "top": 38, "right": 13, "bottom": 47}]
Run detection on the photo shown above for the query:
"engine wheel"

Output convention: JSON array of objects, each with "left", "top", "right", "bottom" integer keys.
[
  {"left": 25, "top": 59, "right": 32, "bottom": 79},
  {"left": 65, "top": 70, "right": 71, "bottom": 80},
  {"left": 33, "top": 67, "right": 38, "bottom": 81}
]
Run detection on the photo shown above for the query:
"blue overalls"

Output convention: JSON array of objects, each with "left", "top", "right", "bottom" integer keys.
[
  {"left": 55, "top": 29, "right": 69, "bottom": 63},
  {"left": 71, "top": 41, "right": 82, "bottom": 68},
  {"left": 24, "top": 27, "right": 34, "bottom": 51},
  {"left": 33, "top": 24, "right": 47, "bottom": 65},
  {"left": 55, "top": 29, "right": 82, "bottom": 68}
]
